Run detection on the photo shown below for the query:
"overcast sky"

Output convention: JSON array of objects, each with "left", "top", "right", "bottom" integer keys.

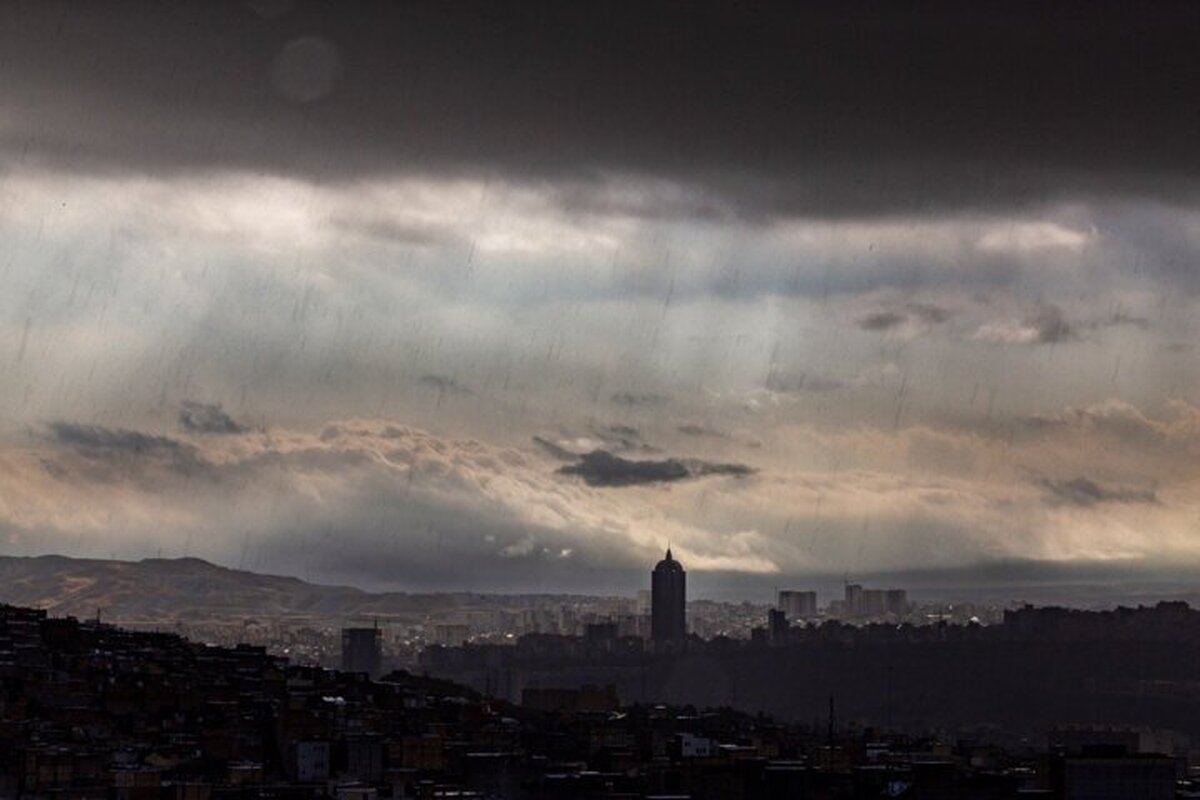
[{"left": 2, "top": 1, "right": 1200, "bottom": 599}]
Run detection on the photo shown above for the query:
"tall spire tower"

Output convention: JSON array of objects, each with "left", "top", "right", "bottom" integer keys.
[{"left": 651, "top": 546, "right": 687, "bottom": 647}]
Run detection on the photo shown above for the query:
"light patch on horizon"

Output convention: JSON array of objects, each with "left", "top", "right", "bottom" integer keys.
[{"left": 976, "top": 220, "right": 1093, "bottom": 254}]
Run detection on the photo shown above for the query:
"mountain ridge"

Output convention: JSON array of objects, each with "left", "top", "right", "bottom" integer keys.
[{"left": 0, "top": 554, "right": 612, "bottom": 624}]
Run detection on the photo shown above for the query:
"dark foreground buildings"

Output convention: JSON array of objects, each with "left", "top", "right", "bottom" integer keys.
[
  {"left": 424, "top": 601, "right": 1200, "bottom": 757},
  {"left": 341, "top": 625, "right": 383, "bottom": 678},
  {"left": 2, "top": 601, "right": 1193, "bottom": 799}
]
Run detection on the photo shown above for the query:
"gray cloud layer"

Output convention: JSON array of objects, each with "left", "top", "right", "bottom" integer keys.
[{"left": 3, "top": 2, "right": 1200, "bottom": 216}]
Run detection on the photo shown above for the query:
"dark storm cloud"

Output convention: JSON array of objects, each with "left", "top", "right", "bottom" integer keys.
[
  {"left": 858, "top": 303, "right": 953, "bottom": 332},
  {"left": 49, "top": 422, "right": 188, "bottom": 455},
  {"left": 907, "top": 303, "right": 953, "bottom": 325},
  {"left": 46, "top": 422, "right": 211, "bottom": 479},
  {"left": 858, "top": 311, "right": 907, "bottom": 331},
  {"left": 179, "top": 401, "right": 246, "bottom": 434},
  {"left": 559, "top": 450, "right": 754, "bottom": 488},
  {"left": 1037, "top": 477, "right": 1157, "bottom": 507},
  {"left": 4, "top": 1, "right": 1200, "bottom": 215}
]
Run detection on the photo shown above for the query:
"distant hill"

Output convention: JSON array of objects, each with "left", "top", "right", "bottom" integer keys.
[{"left": 0, "top": 554, "right": 596, "bottom": 625}]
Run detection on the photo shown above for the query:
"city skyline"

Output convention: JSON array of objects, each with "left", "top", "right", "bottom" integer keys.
[{"left": 3, "top": 3, "right": 1200, "bottom": 599}]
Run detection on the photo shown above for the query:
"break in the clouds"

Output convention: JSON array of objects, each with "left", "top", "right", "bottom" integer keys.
[{"left": 2, "top": 2, "right": 1200, "bottom": 597}]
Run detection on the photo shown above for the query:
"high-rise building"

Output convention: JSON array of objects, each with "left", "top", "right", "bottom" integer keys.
[
  {"left": 778, "top": 590, "right": 817, "bottom": 619},
  {"left": 885, "top": 589, "right": 908, "bottom": 616},
  {"left": 651, "top": 547, "right": 687, "bottom": 644},
  {"left": 839, "top": 584, "right": 907, "bottom": 619},
  {"left": 341, "top": 626, "right": 382, "bottom": 677},
  {"left": 767, "top": 608, "right": 789, "bottom": 643},
  {"left": 844, "top": 583, "right": 864, "bottom": 617},
  {"left": 861, "top": 589, "right": 887, "bottom": 616}
]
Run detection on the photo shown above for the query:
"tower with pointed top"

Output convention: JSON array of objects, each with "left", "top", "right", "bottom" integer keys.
[{"left": 651, "top": 546, "right": 687, "bottom": 645}]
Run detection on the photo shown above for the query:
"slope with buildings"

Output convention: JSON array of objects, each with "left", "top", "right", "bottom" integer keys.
[{"left": 0, "top": 602, "right": 1188, "bottom": 799}]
